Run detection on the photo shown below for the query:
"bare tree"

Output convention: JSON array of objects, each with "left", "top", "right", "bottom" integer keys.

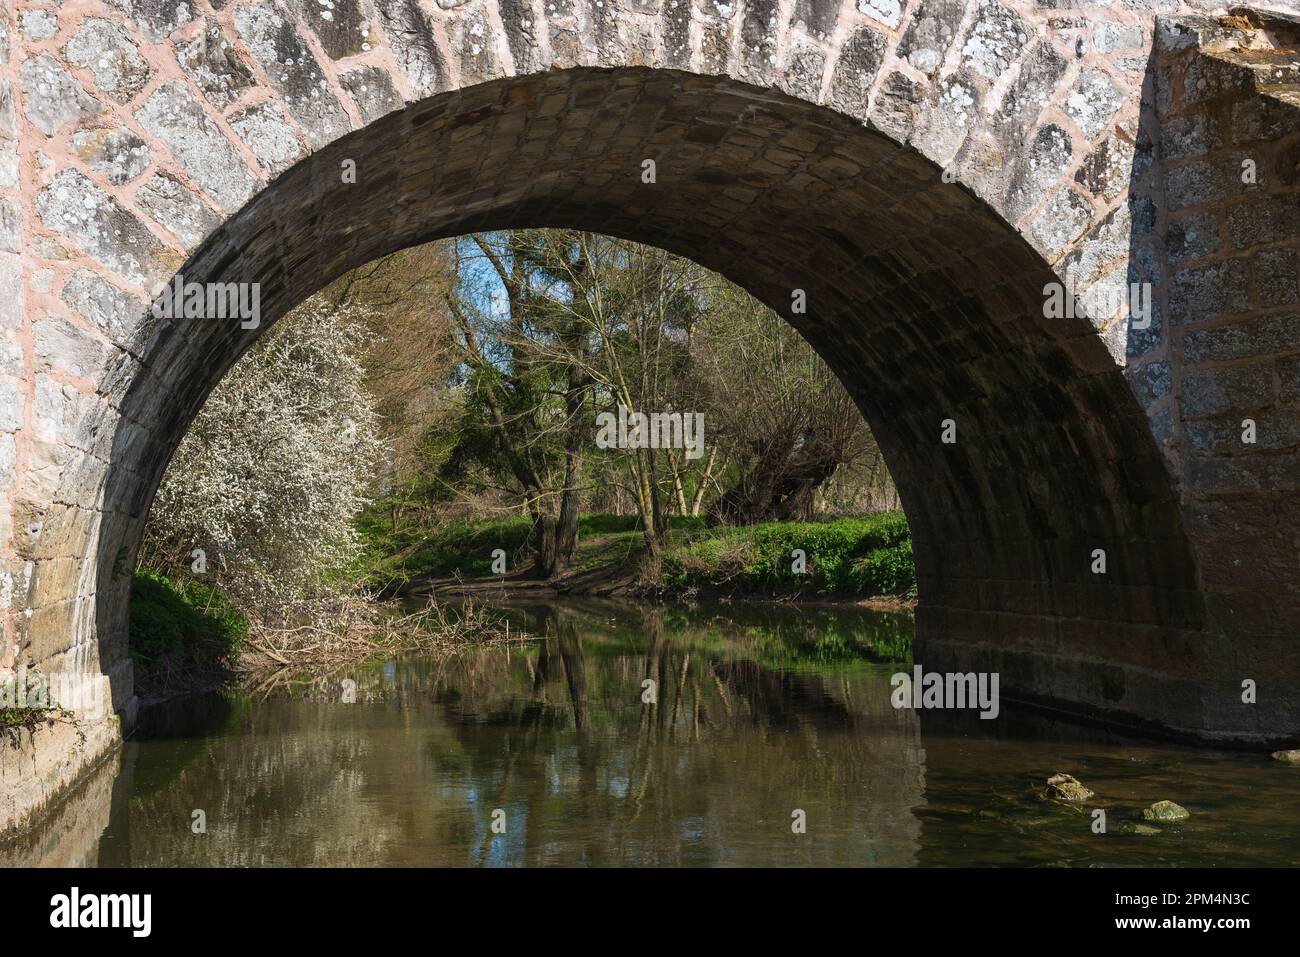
[{"left": 690, "top": 282, "right": 875, "bottom": 525}]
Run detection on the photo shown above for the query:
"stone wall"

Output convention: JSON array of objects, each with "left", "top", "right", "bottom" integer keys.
[
  {"left": 1149, "top": 11, "right": 1300, "bottom": 732},
  {"left": 0, "top": 728, "right": 119, "bottom": 866},
  {"left": 0, "top": 0, "right": 1298, "bottom": 832}
]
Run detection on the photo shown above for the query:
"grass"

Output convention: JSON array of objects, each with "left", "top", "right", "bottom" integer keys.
[
  {"left": 357, "top": 510, "right": 915, "bottom": 599},
  {"left": 128, "top": 569, "right": 249, "bottom": 695},
  {"left": 659, "top": 513, "right": 915, "bottom": 598},
  {"left": 354, "top": 511, "right": 706, "bottom": 587}
]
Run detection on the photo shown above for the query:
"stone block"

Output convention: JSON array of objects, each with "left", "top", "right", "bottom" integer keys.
[
  {"left": 235, "top": 3, "right": 352, "bottom": 148},
  {"left": 175, "top": 19, "right": 254, "bottom": 109},
  {"left": 35, "top": 170, "right": 176, "bottom": 288},
  {"left": 134, "top": 82, "right": 259, "bottom": 213},
  {"left": 65, "top": 18, "right": 153, "bottom": 104},
  {"left": 1181, "top": 362, "right": 1274, "bottom": 418},
  {"left": 19, "top": 54, "right": 100, "bottom": 136}
]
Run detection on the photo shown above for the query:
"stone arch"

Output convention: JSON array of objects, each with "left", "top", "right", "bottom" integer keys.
[
  {"left": 30, "top": 63, "right": 1203, "bottom": 731},
  {"left": 4, "top": 0, "right": 1300, "bottom": 829}
]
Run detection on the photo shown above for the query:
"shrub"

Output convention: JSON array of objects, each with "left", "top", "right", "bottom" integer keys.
[
  {"left": 139, "top": 303, "right": 386, "bottom": 617},
  {"left": 129, "top": 569, "right": 247, "bottom": 667}
]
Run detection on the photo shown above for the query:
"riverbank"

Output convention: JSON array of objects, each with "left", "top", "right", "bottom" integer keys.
[
  {"left": 126, "top": 512, "right": 916, "bottom": 699},
  {"left": 358, "top": 512, "right": 917, "bottom": 605},
  {"left": 126, "top": 571, "right": 531, "bottom": 702}
]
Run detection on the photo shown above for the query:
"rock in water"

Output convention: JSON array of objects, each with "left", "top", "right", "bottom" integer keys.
[
  {"left": 1118, "top": 821, "right": 1162, "bottom": 835},
  {"left": 1045, "top": 772, "right": 1094, "bottom": 802},
  {"left": 1271, "top": 749, "right": 1300, "bottom": 765},
  {"left": 1141, "top": 800, "right": 1190, "bottom": 823}
]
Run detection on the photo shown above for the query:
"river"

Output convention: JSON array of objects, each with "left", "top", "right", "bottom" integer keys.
[{"left": 4, "top": 598, "right": 1297, "bottom": 867}]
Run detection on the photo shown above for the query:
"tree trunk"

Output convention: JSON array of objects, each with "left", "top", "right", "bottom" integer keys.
[
  {"left": 670, "top": 453, "right": 688, "bottom": 515},
  {"left": 555, "top": 487, "right": 580, "bottom": 574},
  {"left": 712, "top": 437, "right": 841, "bottom": 525},
  {"left": 690, "top": 448, "right": 717, "bottom": 517},
  {"left": 550, "top": 337, "right": 589, "bottom": 575},
  {"left": 532, "top": 512, "right": 559, "bottom": 578}
]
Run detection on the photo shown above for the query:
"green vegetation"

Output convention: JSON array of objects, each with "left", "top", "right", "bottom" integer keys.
[
  {"left": 493, "top": 600, "right": 912, "bottom": 670},
  {"left": 659, "top": 513, "right": 914, "bottom": 598},
  {"left": 0, "top": 707, "right": 55, "bottom": 733},
  {"left": 128, "top": 569, "right": 248, "bottom": 672},
  {"left": 341, "top": 233, "right": 910, "bottom": 599},
  {"left": 356, "top": 512, "right": 704, "bottom": 588},
  {"left": 133, "top": 231, "right": 913, "bottom": 688},
  {"left": 744, "top": 615, "right": 913, "bottom": 668},
  {"left": 343, "top": 231, "right": 900, "bottom": 579},
  {"left": 356, "top": 511, "right": 914, "bottom": 599}
]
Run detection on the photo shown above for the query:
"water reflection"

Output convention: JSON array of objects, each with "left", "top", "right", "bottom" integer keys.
[{"left": 3, "top": 599, "right": 1297, "bottom": 867}]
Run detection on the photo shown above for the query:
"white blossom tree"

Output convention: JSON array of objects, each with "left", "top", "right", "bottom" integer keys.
[{"left": 139, "top": 301, "right": 386, "bottom": 618}]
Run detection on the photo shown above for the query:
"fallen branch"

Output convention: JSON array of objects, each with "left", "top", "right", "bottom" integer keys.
[{"left": 236, "top": 593, "right": 535, "bottom": 691}]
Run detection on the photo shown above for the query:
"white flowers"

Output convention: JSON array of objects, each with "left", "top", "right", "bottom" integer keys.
[{"left": 143, "top": 300, "right": 385, "bottom": 616}]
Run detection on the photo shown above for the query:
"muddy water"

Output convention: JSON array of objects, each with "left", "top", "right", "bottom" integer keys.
[{"left": 7, "top": 599, "right": 1298, "bottom": 867}]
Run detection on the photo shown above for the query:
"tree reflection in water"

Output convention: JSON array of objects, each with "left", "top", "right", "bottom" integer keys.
[{"left": 11, "top": 599, "right": 1293, "bottom": 867}]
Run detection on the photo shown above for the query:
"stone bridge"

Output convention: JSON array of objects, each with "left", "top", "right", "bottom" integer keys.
[{"left": 1, "top": 0, "right": 1299, "bottom": 830}]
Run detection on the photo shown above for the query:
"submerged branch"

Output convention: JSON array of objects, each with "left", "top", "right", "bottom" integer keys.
[{"left": 235, "top": 595, "right": 537, "bottom": 692}]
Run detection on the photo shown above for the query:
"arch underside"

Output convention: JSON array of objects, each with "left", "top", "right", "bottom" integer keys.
[{"left": 47, "top": 66, "right": 1251, "bottom": 740}]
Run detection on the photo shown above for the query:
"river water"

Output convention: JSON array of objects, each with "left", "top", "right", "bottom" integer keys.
[{"left": 6, "top": 598, "right": 1298, "bottom": 867}]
